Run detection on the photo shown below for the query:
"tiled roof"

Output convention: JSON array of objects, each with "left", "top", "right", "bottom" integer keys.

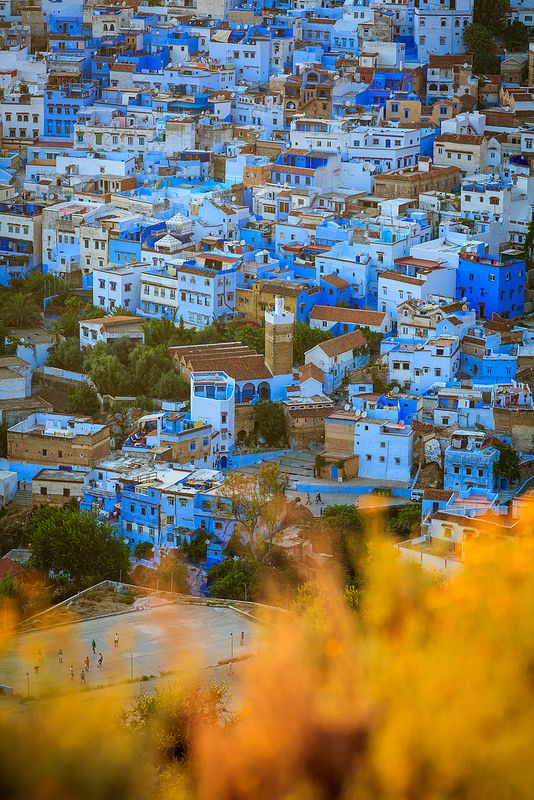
[
  {"left": 316, "top": 330, "right": 367, "bottom": 358},
  {"left": 309, "top": 306, "right": 387, "bottom": 325}
]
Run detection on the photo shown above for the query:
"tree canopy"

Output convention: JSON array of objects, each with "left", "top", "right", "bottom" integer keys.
[
  {"left": 30, "top": 505, "right": 130, "bottom": 591},
  {"left": 67, "top": 382, "right": 101, "bottom": 417},
  {"left": 473, "top": 0, "right": 510, "bottom": 34},
  {"left": 463, "top": 24, "right": 501, "bottom": 73},
  {"left": 254, "top": 401, "right": 288, "bottom": 447}
]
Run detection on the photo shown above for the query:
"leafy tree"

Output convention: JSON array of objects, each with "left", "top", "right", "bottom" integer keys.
[
  {"left": 47, "top": 336, "right": 84, "bottom": 372},
  {"left": 293, "top": 321, "right": 333, "bottom": 366},
  {"left": 154, "top": 370, "right": 189, "bottom": 401},
  {"left": 143, "top": 315, "right": 190, "bottom": 348},
  {"left": 83, "top": 342, "right": 131, "bottom": 396},
  {"left": 0, "top": 292, "right": 41, "bottom": 328},
  {"left": 129, "top": 345, "right": 177, "bottom": 396},
  {"left": 157, "top": 551, "right": 189, "bottom": 593},
  {"left": 67, "top": 382, "right": 100, "bottom": 417},
  {"left": 109, "top": 306, "right": 138, "bottom": 317},
  {"left": 523, "top": 218, "right": 534, "bottom": 265},
  {"left": 493, "top": 441, "right": 520, "bottom": 484},
  {"left": 254, "top": 401, "right": 288, "bottom": 446},
  {"left": 207, "top": 557, "right": 260, "bottom": 600},
  {"left": 0, "top": 423, "right": 7, "bottom": 458},
  {"left": 30, "top": 506, "right": 130, "bottom": 591},
  {"left": 12, "top": 272, "right": 65, "bottom": 303},
  {"left": 0, "top": 320, "right": 19, "bottom": 356},
  {"left": 122, "top": 682, "right": 227, "bottom": 763},
  {"left": 473, "top": 0, "right": 510, "bottom": 33},
  {"left": 503, "top": 20, "right": 530, "bottom": 51},
  {"left": 134, "top": 541, "right": 154, "bottom": 560},
  {"left": 360, "top": 327, "right": 383, "bottom": 356},
  {"left": 312, "top": 505, "right": 366, "bottom": 586},
  {"left": 463, "top": 24, "right": 501, "bottom": 73},
  {"left": 222, "top": 464, "right": 288, "bottom": 561},
  {"left": 388, "top": 503, "right": 422, "bottom": 538},
  {"left": 180, "top": 530, "right": 209, "bottom": 563}
]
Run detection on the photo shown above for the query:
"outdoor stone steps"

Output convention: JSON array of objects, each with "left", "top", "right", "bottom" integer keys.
[{"left": 12, "top": 489, "right": 32, "bottom": 507}]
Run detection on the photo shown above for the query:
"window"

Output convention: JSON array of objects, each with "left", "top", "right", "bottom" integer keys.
[
  {"left": 42, "top": 449, "right": 47, "bottom": 456},
  {"left": 40, "top": 487, "right": 47, "bottom": 495},
  {"left": 489, "top": 274, "right": 495, "bottom": 282},
  {"left": 63, "top": 488, "right": 70, "bottom": 497}
]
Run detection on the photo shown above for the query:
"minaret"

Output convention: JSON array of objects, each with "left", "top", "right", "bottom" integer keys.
[{"left": 265, "top": 296, "right": 294, "bottom": 376}]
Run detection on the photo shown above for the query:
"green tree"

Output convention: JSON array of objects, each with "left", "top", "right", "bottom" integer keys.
[
  {"left": 154, "top": 370, "right": 189, "bottom": 401},
  {"left": 523, "top": 218, "right": 534, "bottom": 265},
  {"left": 473, "top": 0, "right": 510, "bottom": 33},
  {"left": 389, "top": 502, "right": 422, "bottom": 538},
  {"left": 503, "top": 20, "right": 530, "bottom": 50},
  {"left": 83, "top": 342, "right": 131, "bottom": 396},
  {"left": 463, "top": 24, "right": 501, "bottom": 73},
  {"left": 0, "top": 423, "right": 7, "bottom": 458},
  {"left": 47, "top": 336, "right": 84, "bottom": 372},
  {"left": 12, "top": 272, "right": 65, "bottom": 303},
  {"left": 0, "top": 320, "right": 19, "bottom": 356},
  {"left": 67, "top": 382, "right": 100, "bottom": 417},
  {"left": 30, "top": 506, "right": 130, "bottom": 591},
  {"left": 493, "top": 441, "right": 520, "bottom": 484},
  {"left": 122, "top": 682, "right": 227, "bottom": 763},
  {"left": 222, "top": 464, "right": 287, "bottom": 561},
  {"left": 0, "top": 292, "right": 41, "bottom": 328},
  {"left": 134, "top": 541, "right": 154, "bottom": 560},
  {"left": 207, "top": 557, "right": 260, "bottom": 600},
  {"left": 313, "top": 505, "right": 366, "bottom": 586},
  {"left": 129, "top": 345, "right": 177, "bottom": 396},
  {"left": 181, "top": 530, "right": 209, "bottom": 563},
  {"left": 109, "top": 306, "right": 138, "bottom": 317},
  {"left": 254, "top": 401, "right": 288, "bottom": 446},
  {"left": 143, "top": 315, "right": 190, "bottom": 348},
  {"left": 292, "top": 322, "right": 333, "bottom": 365}
]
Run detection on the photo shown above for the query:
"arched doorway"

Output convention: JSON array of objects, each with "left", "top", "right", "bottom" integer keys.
[{"left": 258, "top": 381, "right": 270, "bottom": 400}]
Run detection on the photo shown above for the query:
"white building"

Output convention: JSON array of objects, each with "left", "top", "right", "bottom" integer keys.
[
  {"left": 0, "top": 355, "right": 31, "bottom": 400},
  {"left": 79, "top": 316, "right": 145, "bottom": 349},
  {"left": 190, "top": 371, "right": 235, "bottom": 470},
  {"left": 92, "top": 262, "right": 148, "bottom": 313},
  {"left": 415, "top": 0, "right": 474, "bottom": 61},
  {"left": 377, "top": 257, "right": 456, "bottom": 322},
  {"left": 347, "top": 126, "right": 420, "bottom": 172}
]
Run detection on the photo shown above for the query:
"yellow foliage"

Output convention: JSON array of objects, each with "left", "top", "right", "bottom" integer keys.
[{"left": 0, "top": 507, "right": 533, "bottom": 799}]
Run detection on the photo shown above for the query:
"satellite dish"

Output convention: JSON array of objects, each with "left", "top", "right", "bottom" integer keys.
[
  {"left": 344, "top": 403, "right": 350, "bottom": 411},
  {"left": 361, "top": 410, "right": 367, "bottom": 418},
  {"left": 392, "top": 386, "right": 400, "bottom": 394}
]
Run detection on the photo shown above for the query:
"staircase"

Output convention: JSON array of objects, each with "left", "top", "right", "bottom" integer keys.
[{"left": 12, "top": 488, "right": 32, "bottom": 507}]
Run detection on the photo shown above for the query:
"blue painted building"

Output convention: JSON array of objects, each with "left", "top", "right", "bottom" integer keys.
[
  {"left": 456, "top": 253, "right": 526, "bottom": 319},
  {"left": 444, "top": 430, "right": 500, "bottom": 494},
  {"left": 43, "top": 84, "right": 97, "bottom": 141}
]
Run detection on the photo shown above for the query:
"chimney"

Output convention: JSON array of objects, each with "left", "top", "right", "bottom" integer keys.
[{"left": 418, "top": 156, "right": 432, "bottom": 173}]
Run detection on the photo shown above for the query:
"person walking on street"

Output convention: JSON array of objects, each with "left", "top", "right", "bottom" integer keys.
[
  {"left": 114, "top": 632, "right": 119, "bottom": 648},
  {"left": 240, "top": 631, "right": 245, "bottom": 646},
  {"left": 97, "top": 653, "right": 103, "bottom": 668},
  {"left": 91, "top": 639, "right": 96, "bottom": 655},
  {"left": 70, "top": 665, "right": 74, "bottom": 680},
  {"left": 33, "top": 665, "right": 39, "bottom": 676},
  {"left": 37, "top": 648, "right": 42, "bottom": 664},
  {"left": 80, "top": 670, "right": 86, "bottom": 685},
  {"left": 315, "top": 492, "right": 322, "bottom": 505},
  {"left": 58, "top": 648, "right": 63, "bottom": 663},
  {"left": 306, "top": 493, "right": 310, "bottom": 505},
  {"left": 84, "top": 655, "right": 90, "bottom": 672}
]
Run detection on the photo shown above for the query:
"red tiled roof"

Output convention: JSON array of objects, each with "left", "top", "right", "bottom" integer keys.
[{"left": 316, "top": 330, "right": 367, "bottom": 358}]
